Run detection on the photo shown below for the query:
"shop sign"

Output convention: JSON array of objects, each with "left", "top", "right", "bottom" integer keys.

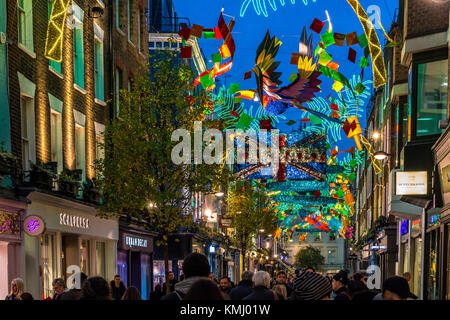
[
  {"left": 400, "top": 220, "right": 409, "bottom": 236},
  {"left": 23, "top": 215, "right": 46, "bottom": 236},
  {"left": 221, "top": 218, "right": 232, "bottom": 227},
  {"left": 440, "top": 164, "right": 450, "bottom": 194},
  {"left": 59, "top": 213, "right": 89, "bottom": 229},
  {"left": 395, "top": 171, "right": 427, "bottom": 195},
  {"left": 411, "top": 219, "right": 421, "bottom": 237},
  {"left": 121, "top": 232, "right": 153, "bottom": 253},
  {"left": 427, "top": 214, "right": 440, "bottom": 228}
]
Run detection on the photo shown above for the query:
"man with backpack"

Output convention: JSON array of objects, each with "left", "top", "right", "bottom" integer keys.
[{"left": 161, "top": 253, "right": 211, "bottom": 300}]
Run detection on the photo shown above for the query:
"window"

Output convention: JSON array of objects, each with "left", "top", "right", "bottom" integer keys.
[
  {"left": 329, "top": 233, "right": 336, "bottom": 241},
  {"left": 48, "top": 0, "right": 61, "bottom": 74},
  {"left": 96, "top": 242, "right": 106, "bottom": 278},
  {"left": 328, "top": 249, "right": 336, "bottom": 265},
  {"left": 73, "top": 5, "right": 85, "bottom": 89},
  {"left": 115, "top": 0, "right": 123, "bottom": 31},
  {"left": 127, "top": 0, "right": 132, "bottom": 42},
  {"left": 17, "top": 0, "right": 34, "bottom": 53},
  {"left": 314, "top": 233, "right": 321, "bottom": 242},
  {"left": 41, "top": 233, "right": 57, "bottom": 299},
  {"left": 50, "top": 111, "right": 63, "bottom": 173},
  {"left": 80, "top": 239, "right": 90, "bottom": 275},
  {"left": 75, "top": 125, "right": 86, "bottom": 182},
  {"left": 115, "top": 68, "right": 122, "bottom": 117},
  {"left": 416, "top": 59, "right": 448, "bottom": 136},
  {"left": 96, "top": 135, "right": 105, "bottom": 163},
  {"left": 94, "top": 39, "right": 105, "bottom": 101},
  {"left": 21, "top": 96, "right": 36, "bottom": 171}
]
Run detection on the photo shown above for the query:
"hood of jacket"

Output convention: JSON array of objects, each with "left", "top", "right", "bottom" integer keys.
[{"left": 174, "top": 277, "right": 209, "bottom": 295}]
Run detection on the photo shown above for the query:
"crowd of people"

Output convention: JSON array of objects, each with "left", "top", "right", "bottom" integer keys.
[{"left": 4, "top": 252, "right": 418, "bottom": 301}]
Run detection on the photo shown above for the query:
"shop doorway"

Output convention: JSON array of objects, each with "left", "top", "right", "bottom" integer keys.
[{"left": 61, "top": 234, "right": 81, "bottom": 282}]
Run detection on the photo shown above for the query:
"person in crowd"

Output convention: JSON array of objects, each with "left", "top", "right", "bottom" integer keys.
[
  {"left": 122, "top": 286, "right": 142, "bottom": 300},
  {"left": 351, "top": 272, "right": 364, "bottom": 282},
  {"left": 185, "top": 279, "right": 226, "bottom": 300},
  {"left": 52, "top": 278, "right": 67, "bottom": 300},
  {"left": 347, "top": 279, "right": 377, "bottom": 301},
  {"left": 243, "top": 271, "right": 284, "bottom": 300},
  {"left": 179, "top": 274, "right": 185, "bottom": 281},
  {"left": 20, "top": 292, "right": 34, "bottom": 300},
  {"left": 332, "top": 270, "right": 351, "bottom": 300},
  {"left": 163, "top": 271, "right": 178, "bottom": 294},
  {"left": 219, "top": 276, "right": 232, "bottom": 297},
  {"left": 382, "top": 276, "right": 417, "bottom": 300},
  {"left": 161, "top": 253, "right": 211, "bottom": 300},
  {"left": 110, "top": 275, "right": 126, "bottom": 300},
  {"left": 80, "top": 277, "right": 112, "bottom": 300},
  {"left": 5, "top": 278, "right": 24, "bottom": 300},
  {"left": 149, "top": 284, "right": 163, "bottom": 301},
  {"left": 274, "top": 270, "right": 293, "bottom": 297},
  {"left": 287, "top": 274, "right": 295, "bottom": 288},
  {"left": 61, "top": 272, "right": 88, "bottom": 300},
  {"left": 291, "top": 271, "right": 332, "bottom": 300},
  {"left": 229, "top": 271, "right": 254, "bottom": 300},
  {"left": 305, "top": 267, "right": 315, "bottom": 273},
  {"left": 272, "top": 284, "right": 288, "bottom": 300}
]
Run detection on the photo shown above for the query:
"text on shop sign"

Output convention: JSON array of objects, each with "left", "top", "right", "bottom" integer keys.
[
  {"left": 125, "top": 236, "right": 148, "bottom": 248},
  {"left": 59, "top": 213, "right": 89, "bottom": 229}
]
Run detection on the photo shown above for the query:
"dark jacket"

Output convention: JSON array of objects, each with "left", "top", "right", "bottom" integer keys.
[
  {"left": 351, "top": 290, "right": 378, "bottom": 301},
  {"left": 149, "top": 291, "right": 164, "bottom": 301},
  {"left": 243, "top": 286, "right": 284, "bottom": 301},
  {"left": 274, "top": 282, "right": 293, "bottom": 297},
  {"left": 5, "top": 294, "right": 19, "bottom": 300},
  {"left": 163, "top": 279, "right": 178, "bottom": 294},
  {"left": 110, "top": 281, "right": 126, "bottom": 300},
  {"left": 60, "top": 289, "right": 82, "bottom": 300},
  {"left": 333, "top": 286, "right": 351, "bottom": 301},
  {"left": 229, "top": 280, "right": 253, "bottom": 300}
]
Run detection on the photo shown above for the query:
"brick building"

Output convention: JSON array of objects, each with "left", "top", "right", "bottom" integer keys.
[
  {"left": 354, "top": 0, "right": 449, "bottom": 299},
  {"left": 0, "top": 0, "right": 148, "bottom": 299}
]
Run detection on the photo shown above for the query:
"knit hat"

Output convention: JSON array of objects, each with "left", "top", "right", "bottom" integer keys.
[
  {"left": 333, "top": 270, "right": 348, "bottom": 285},
  {"left": 293, "top": 271, "right": 332, "bottom": 300},
  {"left": 383, "top": 276, "right": 416, "bottom": 299}
]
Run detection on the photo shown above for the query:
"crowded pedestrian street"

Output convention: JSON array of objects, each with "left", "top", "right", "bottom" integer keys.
[{"left": 0, "top": 0, "right": 450, "bottom": 310}]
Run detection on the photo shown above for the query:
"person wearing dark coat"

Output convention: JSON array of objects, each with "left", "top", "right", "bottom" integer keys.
[
  {"left": 162, "top": 272, "right": 178, "bottom": 294},
  {"left": 332, "top": 270, "right": 351, "bottom": 300},
  {"left": 161, "top": 253, "right": 211, "bottom": 300},
  {"left": 229, "top": 271, "right": 254, "bottom": 300},
  {"left": 273, "top": 270, "right": 293, "bottom": 297},
  {"left": 150, "top": 284, "right": 164, "bottom": 301},
  {"left": 110, "top": 275, "right": 127, "bottom": 300},
  {"left": 243, "top": 271, "right": 284, "bottom": 301}
]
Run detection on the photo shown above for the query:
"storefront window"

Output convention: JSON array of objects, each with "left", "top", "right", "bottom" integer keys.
[
  {"left": 140, "top": 254, "right": 151, "bottom": 300},
  {"left": 427, "top": 230, "right": 439, "bottom": 300},
  {"left": 80, "top": 239, "right": 90, "bottom": 276},
  {"left": 413, "top": 237, "right": 422, "bottom": 297},
  {"left": 117, "top": 251, "right": 128, "bottom": 287},
  {"left": 41, "top": 233, "right": 57, "bottom": 299},
  {"left": 96, "top": 242, "right": 106, "bottom": 278},
  {"left": 416, "top": 59, "right": 448, "bottom": 136},
  {"left": 153, "top": 260, "right": 165, "bottom": 289}
]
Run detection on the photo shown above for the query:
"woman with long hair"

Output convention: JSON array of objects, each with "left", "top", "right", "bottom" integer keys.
[
  {"left": 121, "top": 286, "right": 142, "bottom": 300},
  {"left": 5, "top": 278, "right": 24, "bottom": 300}
]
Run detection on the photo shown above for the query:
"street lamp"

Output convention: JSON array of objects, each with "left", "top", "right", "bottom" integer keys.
[
  {"left": 372, "top": 131, "right": 380, "bottom": 140},
  {"left": 214, "top": 192, "right": 225, "bottom": 198},
  {"left": 374, "top": 151, "right": 390, "bottom": 161}
]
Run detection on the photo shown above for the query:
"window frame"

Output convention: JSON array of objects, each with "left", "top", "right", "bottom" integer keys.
[{"left": 411, "top": 48, "right": 448, "bottom": 141}]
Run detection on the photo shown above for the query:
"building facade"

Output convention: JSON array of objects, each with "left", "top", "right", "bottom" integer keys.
[
  {"left": 0, "top": 0, "right": 148, "bottom": 299},
  {"left": 354, "top": 0, "right": 449, "bottom": 299}
]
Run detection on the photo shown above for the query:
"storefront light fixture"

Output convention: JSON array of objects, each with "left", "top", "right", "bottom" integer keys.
[
  {"left": 372, "top": 131, "right": 380, "bottom": 140},
  {"left": 215, "top": 192, "right": 225, "bottom": 198},
  {"left": 259, "top": 229, "right": 265, "bottom": 232},
  {"left": 374, "top": 151, "right": 390, "bottom": 161}
]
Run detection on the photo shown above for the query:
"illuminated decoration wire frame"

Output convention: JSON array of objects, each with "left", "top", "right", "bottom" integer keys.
[
  {"left": 45, "top": 0, "right": 72, "bottom": 62},
  {"left": 347, "top": 0, "right": 387, "bottom": 88}
]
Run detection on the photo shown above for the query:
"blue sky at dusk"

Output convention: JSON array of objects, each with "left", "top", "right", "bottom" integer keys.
[{"left": 173, "top": 0, "right": 398, "bottom": 152}]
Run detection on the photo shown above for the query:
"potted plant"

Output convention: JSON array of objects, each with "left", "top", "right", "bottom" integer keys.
[
  {"left": 29, "top": 161, "right": 56, "bottom": 190},
  {"left": 0, "top": 147, "right": 19, "bottom": 182},
  {"left": 82, "top": 178, "right": 101, "bottom": 204},
  {"left": 57, "top": 170, "right": 80, "bottom": 197}
]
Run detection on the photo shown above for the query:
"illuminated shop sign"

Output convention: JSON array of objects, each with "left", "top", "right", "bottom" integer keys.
[
  {"left": 59, "top": 213, "right": 89, "bottom": 229},
  {"left": 412, "top": 219, "right": 421, "bottom": 237},
  {"left": 428, "top": 214, "right": 440, "bottom": 228},
  {"left": 125, "top": 236, "right": 148, "bottom": 248},
  {"left": 395, "top": 171, "right": 427, "bottom": 195},
  {"left": 23, "top": 215, "right": 46, "bottom": 236},
  {"left": 400, "top": 220, "right": 408, "bottom": 236}
]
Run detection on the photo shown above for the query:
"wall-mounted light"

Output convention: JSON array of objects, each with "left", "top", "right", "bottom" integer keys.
[
  {"left": 372, "top": 131, "right": 380, "bottom": 140},
  {"left": 374, "top": 151, "right": 390, "bottom": 161}
]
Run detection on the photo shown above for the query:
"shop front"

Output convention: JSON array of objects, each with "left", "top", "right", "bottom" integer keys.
[
  {"left": 432, "top": 126, "right": 450, "bottom": 299},
  {"left": 25, "top": 192, "right": 118, "bottom": 299},
  {"left": 374, "top": 226, "right": 397, "bottom": 283},
  {"left": 0, "top": 197, "right": 27, "bottom": 299},
  {"left": 118, "top": 222, "right": 156, "bottom": 299}
]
